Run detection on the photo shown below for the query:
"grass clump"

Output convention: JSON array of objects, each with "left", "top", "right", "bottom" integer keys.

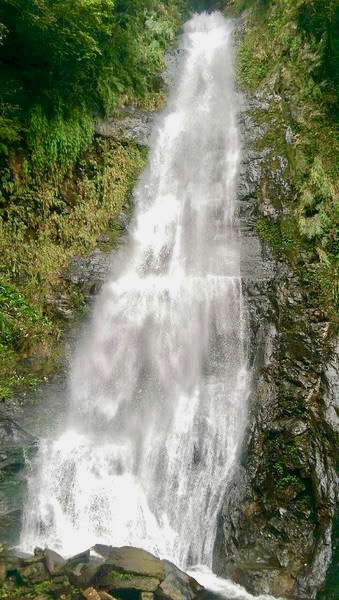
[{"left": 256, "top": 217, "right": 297, "bottom": 258}]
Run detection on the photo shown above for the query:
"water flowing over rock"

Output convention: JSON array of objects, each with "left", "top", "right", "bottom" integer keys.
[{"left": 20, "top": 13, "right": 252, "bottom": 593}]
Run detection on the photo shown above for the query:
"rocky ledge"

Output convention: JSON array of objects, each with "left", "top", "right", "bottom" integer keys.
[{"left": 0, "top": 545, "right": 222, "bottom": 600}]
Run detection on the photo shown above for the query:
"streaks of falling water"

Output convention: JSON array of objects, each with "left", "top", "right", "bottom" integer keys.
[{"left": 21, "top": 11, "right": 250, "bottom": 578}]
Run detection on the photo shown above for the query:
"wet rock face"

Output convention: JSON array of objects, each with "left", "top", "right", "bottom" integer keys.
[
  {"left": 94, "top": 49, "right": 181, "bottom": 149},
  {"left": 0, "top": 416, "right": 36, "bottom": 448},
  {"left": 0, "top": 545, "right": 204, "bottom": 600},
  {"left": 213, "top": 53, "right": 338, "bottom": 599},
  {"left": 0, "top": 415, "right": 37, "bottom": 546},
  {"left": 62, "top": 249, "right": 115, "bottom": 303},
  {"left": 95, "top": 107, "right": 155, "bottom": 147}
]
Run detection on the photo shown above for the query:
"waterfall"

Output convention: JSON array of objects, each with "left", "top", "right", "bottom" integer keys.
[{"left": 21, "top": 12, "right": 250, "bottom": 576}]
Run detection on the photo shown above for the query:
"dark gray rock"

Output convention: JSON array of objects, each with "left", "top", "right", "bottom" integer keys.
[
  {"left": 95, "top": 107, "right": 155, "bottom": 147},
  {"left": 45, "top": 292, "right": 74, "bottom": 320},
  {"left": 62, "top": 250, "right": 113, "bottom": 292},
  {"left": 43, "top": 548, "right": 66, "bottom": 575},
  {"left": 68, "top": 558, "right": 103, "bottom": 588},
  {"left": 66, "top": 548, "right": 91, "bottom": 568},
  {"left": 90, "top": 547, "right": 203, "bottom": 598},
  {"left": 0, "top": 544, "right": 204, "bottom": 599},
  {"left": 0, "top": 548, "right": 27, "bottom": 573},
  {"left": 159, "top": 560, "right": 203, "bottom": 600},
  {"left": 65, "top": 548, "right": 105, "bottom": 587},
  {"left": 214, "top": 257, "right": 337, "bottom": 598},
  {"left": 0, "top": 415, "right": 37, "bottom": 545},
  {"left": 96, "top": 546, "right": 166, "bottom": 581},
  {"left": 96, "top": 571, "right": 160, "bottom": 593},
  {"left": 92, "top": 544, "right": 114, "bottom": 561}
]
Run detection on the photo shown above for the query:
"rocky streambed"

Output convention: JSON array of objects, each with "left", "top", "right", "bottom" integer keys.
[{"left": 0, "top": 544, "right": 217, "bottom": 600}]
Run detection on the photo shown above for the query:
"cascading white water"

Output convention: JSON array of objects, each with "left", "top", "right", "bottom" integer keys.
[{"left": 21, "top": 11, "right": 254, "bottom": 592}]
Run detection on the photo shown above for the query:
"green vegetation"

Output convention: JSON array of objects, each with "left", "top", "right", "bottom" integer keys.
[
  {"left": 237, "top": 38, "right": 269, "bottom": 89},
  {"left": 0, "top": 0, "right": 185, "bottom": 170},
  {"left": 266, "top": 432, "right": 312, "bottom": 508},
  {"left": 256, "top": 217, "right": 297, "bottom": 257},
  {"left": 110, "top": 569, "right": 134, "bottom": 580},
  {"left": 0, "top": 274, "right": 54, "bottom": 398},
  {"left": 0, "top": 278, "right": 53, "bottom": 351},
  {"left": 0, "top": 1, "right": 187, "bottom": 397},
  {"left": 0, "top": 576, "right": 78, "bottom": 600},
  {"left": 232, "top": 0, "right": 338, "bottom": 317},
  {"left": 0, "top": 137, "right": 147, "bottom": 397}
]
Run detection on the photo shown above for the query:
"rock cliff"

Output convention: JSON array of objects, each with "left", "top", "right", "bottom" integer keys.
[{"left": 213, "top": 26, "right": 338, "bottom": 598}]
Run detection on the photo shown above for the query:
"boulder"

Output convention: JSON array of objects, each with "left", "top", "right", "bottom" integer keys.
[
  {"left": 92, "top": 544, "right": 114, "bottom": 561},
  {"left": 82, "top": 546, "right": 204, "bottom": 599},
  {"left": 43, "top": 548, "right": 66, "bottom": 575},
  {"left": 68, "top": 558, "right": 103, "bottom": 588},
  {"left": 0, "top": 547, "right": 27, "bottom": 570},
  {"left": 0, "top": 545, "right": 205, "bottom": 599},
  {"left": 17, "top": 559, "right": 49, "bottom": 584},
  {"left": 159, "top": 560, "right": 203, "bottom": 600},
  {"left": 0, "top": 544, "right": 38, "bottom": 584},
  {"left": 104, "top": 546, "right": 166, "bottom": 581},
  {"left": 66, "top": 548, "right": 91, "bottom": 568}
]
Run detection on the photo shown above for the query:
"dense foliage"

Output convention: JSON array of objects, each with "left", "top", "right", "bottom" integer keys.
[
  {"left": 0, "top": 0, "right": 184, "bottom": 171},
  {"left": 297, "top": 0, "right": 339, "bottom": 97}
]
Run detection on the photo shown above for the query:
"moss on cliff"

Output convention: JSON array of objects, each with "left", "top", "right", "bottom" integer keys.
[
  {"left": 212, "top": 3, "right": 338, "bottom": 597},
  {"left": 0, "top": 137, "right": 147, "bottom": 399},
  {"left": 231, "top": 0, "right": 338, "bottom": 320}
]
